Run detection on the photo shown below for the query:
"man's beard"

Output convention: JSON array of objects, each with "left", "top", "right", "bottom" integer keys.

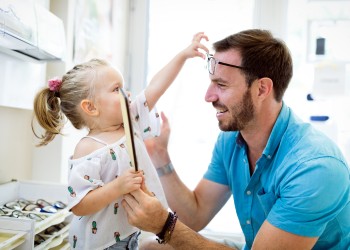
[{"left": 218, "top": 89, "right": 255, "bottom": 131}]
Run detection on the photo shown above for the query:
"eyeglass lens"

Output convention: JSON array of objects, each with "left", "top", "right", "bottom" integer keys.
[{"left": 207, "top": 56, "right": 216, "bottom": 75}]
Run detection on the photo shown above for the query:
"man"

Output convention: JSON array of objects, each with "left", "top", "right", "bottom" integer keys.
[{"left": 122, "top": 29, "right": 350, "bottom": 249}]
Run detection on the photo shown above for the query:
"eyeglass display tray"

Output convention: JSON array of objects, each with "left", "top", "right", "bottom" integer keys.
[
  {"left": 0, "top": 180, "right": 71, "bottom": 250},
  {"left": 34, "top": 222, "right": 70, "bottom": 250},
  {"left": 0, "top": 229, "right": 26, "bottom": 250}
]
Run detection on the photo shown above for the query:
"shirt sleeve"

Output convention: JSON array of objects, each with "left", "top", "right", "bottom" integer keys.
[
  {"left": 129, "top": 90, "right": 160, "bottom": 140},
  {"left": 66, "top": 157, "right": 104, "bottom": 211},
  {"left": 267, "top": 157, "right": 350, "bottom": 237}
]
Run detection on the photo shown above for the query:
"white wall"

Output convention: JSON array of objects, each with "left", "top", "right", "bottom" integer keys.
[
  {"left": 0, "top": 0, "right": 68, "bottom": 184},
  {"left": 0, "top": 107, "right": 33, "bottom": 183},
  {"left": 0, "top": 51, "right": 46, "bottom": 183},
  {"left": 0, "top": 0, "right": 134, "bottom": 184}
]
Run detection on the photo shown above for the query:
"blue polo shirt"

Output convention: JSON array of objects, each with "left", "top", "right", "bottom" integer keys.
[{"left": 204, "top": 103, "right": 350, "bottom": 249}]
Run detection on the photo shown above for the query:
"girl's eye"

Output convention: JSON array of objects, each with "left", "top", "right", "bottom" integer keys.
[{"left": 113, "top": 87, "right": 120, "bottom": 92}]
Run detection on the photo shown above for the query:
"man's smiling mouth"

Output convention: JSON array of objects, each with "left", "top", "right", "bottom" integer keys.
[{"left": 216, "top": 108, "right": 228, "bottom": 114}]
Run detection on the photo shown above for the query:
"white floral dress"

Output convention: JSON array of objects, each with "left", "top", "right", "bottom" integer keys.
[{"left": 66, "top": 92, "right": 168, "bottom": 250}]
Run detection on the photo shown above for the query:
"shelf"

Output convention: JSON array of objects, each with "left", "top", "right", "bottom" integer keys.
[
  {"left": 0, "top": 180, "right": 72, "bottom": 249},
  {"left": 34, "top": 210, "right": 71, "bottom": 235},
  {"left": 0, "top": 209, "right": 71, "bottom": 250},
  {"left": 35, "top": 224, "right": 69, "bottom": 250},
  {"left": 49, "top": 239, "right": 70, "bottom": 250},
  {"left": 0, "top": 229, "right": 27, "bottom": 250}
]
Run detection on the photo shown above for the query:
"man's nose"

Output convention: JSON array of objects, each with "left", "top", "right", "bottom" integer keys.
[{"left": 204, "top": 84, "right": 218, "bottom": 103}]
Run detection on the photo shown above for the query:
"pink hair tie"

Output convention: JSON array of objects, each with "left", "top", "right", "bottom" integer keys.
[{"left": 48, "top": 77, "right": 62, "bottom": 92}]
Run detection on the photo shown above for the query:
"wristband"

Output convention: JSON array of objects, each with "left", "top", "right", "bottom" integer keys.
[
  {"left": 156, "top": 162, "right": 174, "bottom": 177},
  {"left": 156, "top": 211, "right": 178, "bottom": 244}
]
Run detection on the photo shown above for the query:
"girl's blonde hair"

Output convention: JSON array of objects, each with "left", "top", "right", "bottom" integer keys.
[{"left": 32, "top": 59, "right": 109, "bottom": 146}]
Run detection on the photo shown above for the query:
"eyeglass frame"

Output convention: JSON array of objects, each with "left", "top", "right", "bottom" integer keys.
[
  {"left": 0, "top": 207, "right": 8, "bottom": 215},
  {"left": 1, "top": 209, "right": 46, "bottom": 221},
  {"left": 23, "top": 203, "right": 58, "bottom": 213},
  {"left": 4, "top": 199, "right": 31, "bottom": 210},
  {"left": 206, "top": 53, "right": 249, "bottom": 75},
  {"left": 4, "top": 198, "right": 66, "bottom": 213},
  {"left": 35, "top": 234, "right": 48, "bottom": 246}
]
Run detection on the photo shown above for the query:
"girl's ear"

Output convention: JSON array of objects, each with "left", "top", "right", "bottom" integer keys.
[{"left": 80, "top": 99, "right": 99, "bottom": 116}]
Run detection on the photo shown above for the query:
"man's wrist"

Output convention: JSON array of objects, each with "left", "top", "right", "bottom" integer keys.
[
  {"left": 156, "top": 211, "right": 178, "bottom": 244},
  {"left": 156, "top": 162, "right": 174, "bottom": 177}
]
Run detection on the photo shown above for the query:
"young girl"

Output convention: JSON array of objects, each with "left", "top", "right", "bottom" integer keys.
[{"left": 32, "top": 32, "right": 208, "bottom": 250}]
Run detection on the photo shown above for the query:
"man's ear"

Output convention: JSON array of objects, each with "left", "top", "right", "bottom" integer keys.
[
  {"left": 257, "top": 77, "right": 273, "bottom": 99},
  {"left": 80, "top": 99, "right": 99, "bottom": 116}
]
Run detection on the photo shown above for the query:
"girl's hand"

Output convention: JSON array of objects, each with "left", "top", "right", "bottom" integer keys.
[
  {"left": 140, "top": 174, "right": 155, "bottom": 197},
  {"left": 115, "top": 168, "right": 143, "bottom": 195},
  {"left": 181, "top": 32, "right": 209, "bottom": 60}
]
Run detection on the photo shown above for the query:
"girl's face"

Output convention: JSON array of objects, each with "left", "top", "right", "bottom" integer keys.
[{"left": 94, "top": 66, "right": 125, "bottom": 128}]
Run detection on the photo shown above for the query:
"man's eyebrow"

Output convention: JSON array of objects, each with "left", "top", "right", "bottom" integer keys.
[{"left": 211, "top": 77, "right": 229, "bottom": 83}]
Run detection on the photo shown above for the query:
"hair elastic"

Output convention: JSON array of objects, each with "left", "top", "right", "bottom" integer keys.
[{"left": 48, "top": 77, "right": 62, "bottom": 92}]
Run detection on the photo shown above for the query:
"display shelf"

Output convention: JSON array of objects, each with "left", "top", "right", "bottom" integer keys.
[
  {"left": 0, "top": 229, "right": 27, "bottom": 250},
  {"left": 35, "top": 222, "right": 69, "bottom": 250},
  {"left": 34, "top": 210, "right": 71, "bottom": 235},
  {"left": 0, "top": 180, "right": 71, "bottom": 250},
  {"left": 49, "top": 239, "right": 70, "bottom": 250},
  {"left": 0, "top": 216, "right": 34, "bottom": 250}
]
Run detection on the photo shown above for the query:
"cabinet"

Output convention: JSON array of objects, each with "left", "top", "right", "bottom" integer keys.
[
  {"left": 0, "top": 0, "right": 65, "bottom": 61},
  {"left": 0, "top": 180, "right": 71, "bottom": 250}
]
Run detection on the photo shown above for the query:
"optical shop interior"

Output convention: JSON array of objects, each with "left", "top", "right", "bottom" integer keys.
[{"left": 0, "top": 0, "right": 349, "bottom": 249}]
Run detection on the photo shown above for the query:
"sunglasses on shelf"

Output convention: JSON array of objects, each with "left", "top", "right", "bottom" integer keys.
[
  {"left": 3, "top": 199, "right": 66, "bottom": 213},
  {"left": 34, "top": 234, "right": 48, "bottom": 246},
  {"left": 1, "top": 209, "right": 47, "bottom": 221},
  {"left": 42, "top": 222, "right": 67, "bottom": 235}
]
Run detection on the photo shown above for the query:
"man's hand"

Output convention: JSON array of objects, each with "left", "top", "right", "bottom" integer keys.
[
  {"left": 145, "top": 112, "right": 171, "bottom": 168},
  {"left": 122, "top": 188, "right": 168, "bottom": 234}
]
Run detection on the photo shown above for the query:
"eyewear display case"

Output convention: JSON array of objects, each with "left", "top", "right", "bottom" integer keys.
[{"left": 0, "top": 180, "right": 71, "bottom": 250}]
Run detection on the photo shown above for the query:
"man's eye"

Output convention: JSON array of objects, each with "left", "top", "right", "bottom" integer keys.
[{"left": 217, "top": 83, "right": 226, "bottom": 88}]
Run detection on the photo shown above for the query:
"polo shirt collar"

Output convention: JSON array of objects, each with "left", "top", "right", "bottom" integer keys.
[{"left": 262, "top": 102, "right": 290, "bottom": 159}]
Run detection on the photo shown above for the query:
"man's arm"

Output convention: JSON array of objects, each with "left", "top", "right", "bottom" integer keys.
[
  {"left": 169, "top": 217, "right": 235, "bottom": 250},
  {"left": 161, "top": 174, "right": 231, "bottom": 231},
  {"left": 145, "top": 112, "right": 231, "bottom": 230},
  {"left": 252, "top": 220, "right": 318, "bottom": 250},
  {"left": 122, "top": 188, "right": 237, "bottom": 250}
]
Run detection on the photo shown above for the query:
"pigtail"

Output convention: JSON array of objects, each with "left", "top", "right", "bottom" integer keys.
[
  {"left": 32, "top": 87, "right": 65, "bottom": 146},
  {"left": 32, "top": 59, "right": 110, "bottom": 146}
]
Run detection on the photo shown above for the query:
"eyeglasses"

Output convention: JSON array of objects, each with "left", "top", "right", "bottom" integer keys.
[
  {"left": 44, "top": 222, "right": 67, "bottom": 235},
  {"left": 1, "top": 209, "right": 47, "bottom": 221},
  {"left": 0, "top": 207, "right": 8, "bottom": 215},
  {"left": 4, "top": 199, "right": 32, "bottom": 210},
  {"left": 23, "top": 203, "right": 58, "bottom": 213},
  {"left": 206, "top": 53, "right": 248, "bottom": 75},
  {"left": 36, "top": 199, "right": 67, "bottom": 210},
  {"left": 4, "top": 199, "right": 66, "bottom": 213},
  {"left": 35, "top": 234, "right": 48, "bottom": 246}
]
